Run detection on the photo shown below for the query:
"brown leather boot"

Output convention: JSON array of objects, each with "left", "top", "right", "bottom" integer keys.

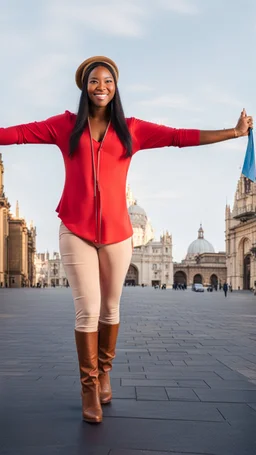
[
  {"left": 75, "top": 330, "right": 103, "bottom": 423},
  {"left": 98, "top": 322, "right": 120, "bottom": 404}
]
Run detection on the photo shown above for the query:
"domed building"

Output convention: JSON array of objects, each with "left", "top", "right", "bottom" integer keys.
[
  {"left": 173, "top": 225, "right": 226, "bottom": 288},
  {"left": 186, "top": 225, "right": 215, "bottom": 261},
  {"left": 125, "top": 185, "right": 173, "bottom": 287},
  {"left": 126, "top": 185, "right": 154, "bottom": 247},
  {"left": 128, "top": 202, "right": 155, "bottom": 247}
]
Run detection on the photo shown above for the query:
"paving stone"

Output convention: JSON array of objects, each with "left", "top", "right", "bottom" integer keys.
[
  {"left": 171, "top": 360, "right": 187, "bottom": 366},
  {"left": 129, "top": 366, "right": 145, "bottom": 372},
  {"left": 128, "top": 378, "right": 183, "bottom": 388},
  {"left": 136, "top": 386, "right": 169, "bottom": 401},
  {"left": 248, "top": 403, "right": 256, "bottom": 411},
  {"left": 144, "top": 371, "right": 221, "bottom": 379},
  {"left": 194, "top": 389, "right": 256, "bottom": 403},
  {"left": 103, "top": 399, "right": 223, "bottom": 421},
  {"left": 204, "top": 379, "right": 256, "bottom": 390},
  {"left": 213, "top": 370, "right": 249, "bottom": 380},
  {"left": 217, "top": 403, "right": 256, "bottom": 423},
  {"left": 175, "top": 380, "right": 209, "bottom": 388},
  {"left": 112, "top": 384, "right": 136, "bottom": 399},
  {"left": 110, "top": 372, "right": 146, "bottom": 379},
  {"left": 165, "top": 388, "right": 200, "bottom": 401}
]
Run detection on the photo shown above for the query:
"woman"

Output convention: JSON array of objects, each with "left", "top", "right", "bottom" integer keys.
[{"left": 0, "top": 55, "right": 253, "bottom": 423}]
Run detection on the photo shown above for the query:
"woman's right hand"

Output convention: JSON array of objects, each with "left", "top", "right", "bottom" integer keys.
[{"left": 234, "top": 108, "right": 253, "bottom": 137}]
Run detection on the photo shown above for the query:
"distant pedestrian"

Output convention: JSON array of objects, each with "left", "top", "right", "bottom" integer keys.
[{"left": 223, "top": 282, "right": 228, "bottom": 297}]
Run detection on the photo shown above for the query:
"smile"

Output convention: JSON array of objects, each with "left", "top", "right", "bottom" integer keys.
[{"left": 94, "top": 94, "right": 108, "bottom": 100}]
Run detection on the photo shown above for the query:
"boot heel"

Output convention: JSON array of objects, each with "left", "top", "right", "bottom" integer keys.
[
  {"left": 98, "top": 322, "right": 120, "bottom": 405},
  {"left": 99, "top": 372, "right": 112, "bottom": 404},
  {"left": 75, "top": 330, "right": 103, "bottom": 423}
]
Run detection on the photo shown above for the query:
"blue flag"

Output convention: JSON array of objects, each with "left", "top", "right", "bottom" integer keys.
[{"left": 242, "top": 128, "right": 255, "bottom": 182}]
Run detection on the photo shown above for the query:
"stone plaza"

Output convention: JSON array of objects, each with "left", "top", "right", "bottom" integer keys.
[{"left": 1, "top": 287, "right": 256, "bottom": 455}]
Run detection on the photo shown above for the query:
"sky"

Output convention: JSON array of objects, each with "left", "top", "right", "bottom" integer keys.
[{"left": 0, "top": 0, "right": 255, "bottom": 262}]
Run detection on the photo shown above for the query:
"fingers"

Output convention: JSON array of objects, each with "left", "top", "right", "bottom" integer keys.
[
  {"left": 247, "top": 116, "right": 253, "bottom": 126},
  {"left": 240, "top": 109, "right": 253, "bottom": 127}
]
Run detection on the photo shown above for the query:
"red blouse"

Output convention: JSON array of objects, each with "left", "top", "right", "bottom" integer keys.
[{"left": 0, "top": 111, "right": 200, "bottom": 244}]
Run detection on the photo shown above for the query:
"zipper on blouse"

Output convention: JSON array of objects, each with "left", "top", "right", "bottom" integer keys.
[
  {"left": 94, "top": 189, "right": 98, "bottom": 243},
  {"left": 96, "top": 180, "right": 101, "bottom": 243},
  {"left": 88, "top": 120, "right": 110, "bottom": 243}
]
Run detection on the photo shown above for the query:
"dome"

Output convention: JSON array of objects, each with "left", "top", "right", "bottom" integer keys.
[
  {"left": 187, "top": 225, "right": 215, "bottom": 255},
  {"left": 128, "top": 202, "right": 147, "bottom": 227},
  {"left": 187, "top": 239, "right": 215, "bottom": 255},
  {"left": 128, "top": 204, "right": 147, "bottom": 217}
]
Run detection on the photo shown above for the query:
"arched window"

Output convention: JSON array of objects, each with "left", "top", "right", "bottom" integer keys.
[
  {"left": 125, "top": 264, "right": 139, "bottom": 286},
  {"left": 210, "top": 274, "right": 218, "bottom": 287},
  {"left": 174, "top": 271, "right": 187, "bottom": 285},
  {"left": 243, "top": 255, "right": 251, "bottom": 290},
  {"left": 193, "top": 274, "right": 203, "bottom": 284}
]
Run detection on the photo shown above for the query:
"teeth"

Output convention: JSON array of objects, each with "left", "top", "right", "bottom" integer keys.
[{"left": 95, "top": 94, "right": 107, "bottom": 98}]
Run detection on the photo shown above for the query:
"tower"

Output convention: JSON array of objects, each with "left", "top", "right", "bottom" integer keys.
[
  {"left": 16, "top": 201, "right": 20, "bottom": 219},
  {"left": 0, "top": 153, "right": 4, "bottom": 198},
  {"left": 126, "top": 184, "right": 136, "bottom": 208}
]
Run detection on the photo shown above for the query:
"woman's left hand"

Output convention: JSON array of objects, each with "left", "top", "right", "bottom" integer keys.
[{"left": 235, "top": 108, "right": 253, "bottom": 137}]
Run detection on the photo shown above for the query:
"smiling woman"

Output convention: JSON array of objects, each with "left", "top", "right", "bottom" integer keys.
[
  {"left": 70, "top": 56, "right": 132, "bottom": 158},
  {"left": 0, "top": 54, "right": 253, "bottom": 425}
]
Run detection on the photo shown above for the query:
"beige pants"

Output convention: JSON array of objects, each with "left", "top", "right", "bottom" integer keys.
[{"left": 59, "top": 222, "right": 132, "bottom": 332}]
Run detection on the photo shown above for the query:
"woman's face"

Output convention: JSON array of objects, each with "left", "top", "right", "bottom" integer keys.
[{"left": 87, "top": 66, "right": 116, "bottom": 108}]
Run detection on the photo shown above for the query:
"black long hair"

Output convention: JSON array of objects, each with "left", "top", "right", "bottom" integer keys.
[{"left": 69, "top": 62, "right": 132, "bottom": 157}]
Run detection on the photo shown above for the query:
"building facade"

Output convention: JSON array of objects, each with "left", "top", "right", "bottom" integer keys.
[
  {"left": 35, "top": 252, "right": 49, "bottom": 287},
  {"left": 125, "top": 186, "right": 173, "bottom": 287},
  {"left": 126, "top": 231, "right": 173, "bottom": 287},
  {"left": 47, "top": 252, "right": 68, "bottom": 287},
  {"left": 7, "top": 204, "right": 37, "bottom": 288},
  {"left": 35, "top": 251, "right": 68, "bottom": 287},
  {"left": 226, "top": 175, "right": 256, "bottom": 290},
  {"left": 174, "top": 225, "right": 227, "bottom": 287},
  {"left": 0, "top": 154, "right": 10, "bottom": 286},
  {"left": 0, "top": 154, "right": 36, "bottom": 287}
]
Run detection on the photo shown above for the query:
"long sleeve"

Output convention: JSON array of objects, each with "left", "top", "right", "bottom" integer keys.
[
  {"left": 0, "top": 111, "right": 71, "bottom": 146},
  {"left": 131, "top": 117, "right": 200, "bottom": 153}
]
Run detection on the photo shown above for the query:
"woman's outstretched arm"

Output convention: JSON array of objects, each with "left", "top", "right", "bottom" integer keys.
[
  {"left": 199, "top": 108, "right": 253, "bottom": 145},
  {"left": 131, "top": 109, "right": 253, "bottom": 153},
  {"left": 0, "top": 111, "right": 71, "bottom": 146}
]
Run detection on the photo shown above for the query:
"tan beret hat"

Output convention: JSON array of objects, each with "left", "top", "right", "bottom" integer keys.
[{"left": 75, "top": 56, "right": 119, "bottom": 90}]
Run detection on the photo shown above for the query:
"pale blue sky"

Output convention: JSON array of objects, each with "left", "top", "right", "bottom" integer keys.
[{"left": 1, "top": 0, "right": 255, "bottom": 261}]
